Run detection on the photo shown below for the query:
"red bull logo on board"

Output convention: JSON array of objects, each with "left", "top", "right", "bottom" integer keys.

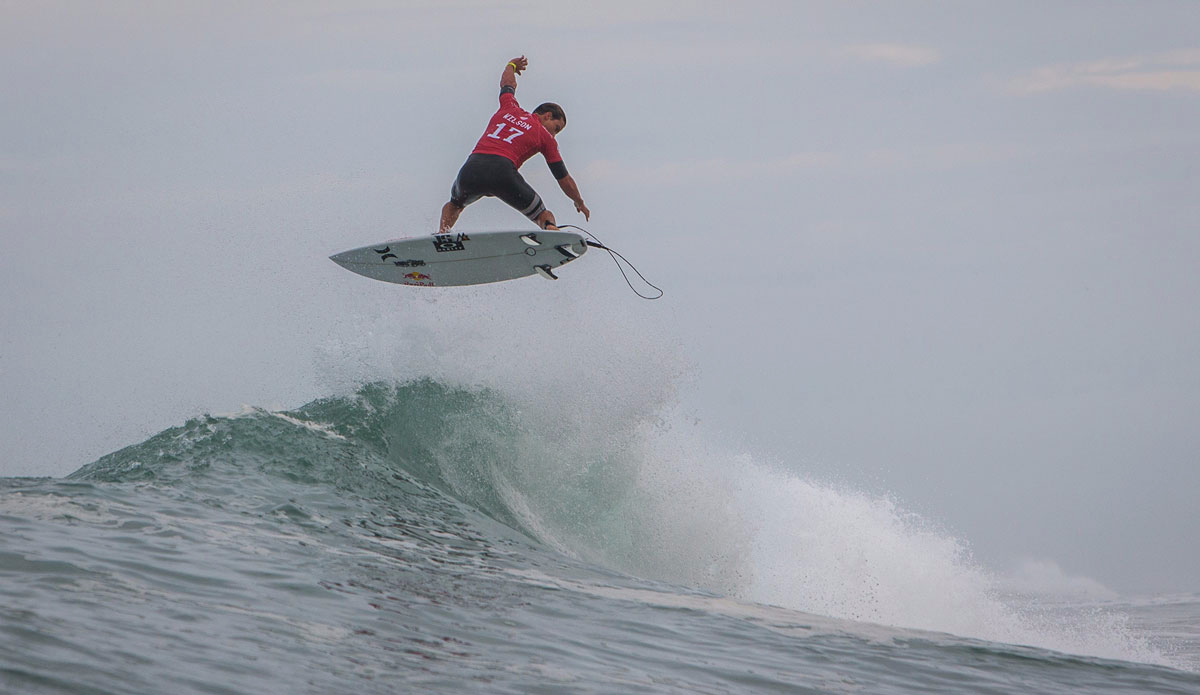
[{"left": 402, "top": 271, "right": 434, "bottom": 286}]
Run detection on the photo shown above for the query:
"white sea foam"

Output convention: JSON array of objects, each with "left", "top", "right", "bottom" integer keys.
[
  {"left": 309, "top": 283, "right": 1174, "bottom": 668},
  {"left": 1000, "top": 558, "right": 1121, "bottom": 600}
]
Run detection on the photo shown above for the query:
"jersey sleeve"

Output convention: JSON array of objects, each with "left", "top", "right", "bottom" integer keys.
[
  {"left": 499, "top": 91, "right": 518, "bottom": 108},
  {"left": 541, "top": 131, "right": 563, "bottom": 164}
]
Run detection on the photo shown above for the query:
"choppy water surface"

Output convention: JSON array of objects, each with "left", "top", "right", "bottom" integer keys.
[{"left": 3, "top": 381, "right": 1197, "bottom": 693}]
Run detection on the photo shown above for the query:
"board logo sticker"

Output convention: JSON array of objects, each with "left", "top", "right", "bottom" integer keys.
[
  {"left": 402, "top": 271, "right": 434, "bottom": 286},
  {"left": 433, "top": 233, "right": 470, "bottom": 253},
  {"left": 373, "top": 246, "right": 426, "bottom": 266}
]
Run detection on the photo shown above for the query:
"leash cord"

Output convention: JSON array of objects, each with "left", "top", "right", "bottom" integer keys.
[{"left": 557, "top": 225, "right": 664, "bottom": 300}]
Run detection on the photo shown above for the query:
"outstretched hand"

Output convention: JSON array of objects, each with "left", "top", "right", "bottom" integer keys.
[
  {"left": 508, "top": 56, "right": 528, "bottom": 75},
  {"left": 576, "top": 200, "right": 590, "bottom": 221}
]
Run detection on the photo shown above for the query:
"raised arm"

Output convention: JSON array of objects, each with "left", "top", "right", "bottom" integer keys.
[{"left": 500, "top": 55, "right": 528, "bottom": 94}]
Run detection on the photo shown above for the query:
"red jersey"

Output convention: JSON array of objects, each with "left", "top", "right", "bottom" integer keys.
[{"left": 470, "top": 92, "right": 562, "bottom": 169}]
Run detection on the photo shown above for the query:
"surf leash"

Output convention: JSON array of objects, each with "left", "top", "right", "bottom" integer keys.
[{"left": 557, "top": 225, "right": 664, "bottom": 300}]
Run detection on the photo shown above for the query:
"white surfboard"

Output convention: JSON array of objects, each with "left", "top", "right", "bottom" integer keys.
[{"left": 329, "top": 230, "right": 588, "bottom": 287}]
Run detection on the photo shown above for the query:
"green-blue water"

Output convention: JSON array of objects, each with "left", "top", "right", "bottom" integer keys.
[{"left": 3, "top": 380, "right": 1198, "bottom": 693}]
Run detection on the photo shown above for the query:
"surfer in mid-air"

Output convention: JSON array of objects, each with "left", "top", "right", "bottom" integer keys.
[{"left": 439, "top": 55, "right": 590, "bottom": 233}]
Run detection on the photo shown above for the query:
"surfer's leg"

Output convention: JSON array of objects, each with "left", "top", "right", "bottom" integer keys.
[
  {"left": 439, "top": 201, "right": 464, "bottom": 233},
  {"left": 442, "top": 155, "right": 491, "bottom": 232},
  {"left": 534, "top": 209, "right": 557, "bottom": 230},
  {"left": 490, "top": 163, "right": 551, "bottom": 228}
]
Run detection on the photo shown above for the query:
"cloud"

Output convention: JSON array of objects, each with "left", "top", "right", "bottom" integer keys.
[
  {"left": 298, "top": 68, "right": 405, "bottom": 91},
  {"left": 1009, "top": 48, "right": 1200, "bottom": 94},
  {"left": 839, "top": 43, "right": 941, "bottom": 68},
  {"left": 583, "top": 152, "right": 840, "bottom": 187},
  {"left": 582, "top": 142, "right": 1025, "bottom": 188}
]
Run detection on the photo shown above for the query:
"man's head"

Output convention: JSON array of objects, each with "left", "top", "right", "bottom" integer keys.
[{"left": 533, "top": 102, "right": 566, "bottom": 136}]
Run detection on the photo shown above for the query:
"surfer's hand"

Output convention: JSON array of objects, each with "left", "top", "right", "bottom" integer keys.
[
  {"left": 507, "top": 56, "right": 528, "bottom": 75},
  {"left": 576, "top": 201, "right": 590, "bottom": 221}
]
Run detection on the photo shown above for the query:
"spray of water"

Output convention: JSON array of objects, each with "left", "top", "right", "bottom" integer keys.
[{"left": 313, "top": 280, "right": 1169, "bottom": 666}]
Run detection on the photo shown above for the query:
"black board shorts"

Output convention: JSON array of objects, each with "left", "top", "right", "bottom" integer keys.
[{"left": 450, "top": 153, "right": 546, "bottom": 222}]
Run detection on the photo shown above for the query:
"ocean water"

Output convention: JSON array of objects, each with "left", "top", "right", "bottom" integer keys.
[{"left": 2, "top": 378, "right": 1197, "bottom": 694}]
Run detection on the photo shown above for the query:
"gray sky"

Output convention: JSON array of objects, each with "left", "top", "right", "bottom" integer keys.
[{"left": 2, "top": 1, "right": 1198, "bottom": 594}]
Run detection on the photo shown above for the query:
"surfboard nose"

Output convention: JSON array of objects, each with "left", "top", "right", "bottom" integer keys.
[{"left": 328, "top": 249, "right": 358, "bottom": 269}]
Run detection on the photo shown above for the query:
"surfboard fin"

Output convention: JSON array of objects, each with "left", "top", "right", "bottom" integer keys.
[
  {"left": 555, "top": 244, "right": 580, "bottom": 259},
  {"left": 520, "top": 233, "right": 541, "bottom": 247},
  {"left": 534, "top": 265, "right": 558, "bottom": 280}
]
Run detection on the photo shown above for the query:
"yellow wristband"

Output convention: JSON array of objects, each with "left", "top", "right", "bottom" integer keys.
[{"left": 507, "top": 62, "right": 518, "bottom": 71}]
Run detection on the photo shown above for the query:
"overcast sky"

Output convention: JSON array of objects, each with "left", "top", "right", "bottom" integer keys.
[{"left": 2, "top": 1, "right": 1198, "bottom": 594}]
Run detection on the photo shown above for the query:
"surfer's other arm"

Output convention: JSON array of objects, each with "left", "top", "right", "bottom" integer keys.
[{"left": 556, "top": 174, "right": 589, "bottom": 221}]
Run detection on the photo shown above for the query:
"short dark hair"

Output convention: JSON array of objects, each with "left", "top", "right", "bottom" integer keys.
[{"left": 533, "top": 102, "right": 566, "bottom": 127}]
